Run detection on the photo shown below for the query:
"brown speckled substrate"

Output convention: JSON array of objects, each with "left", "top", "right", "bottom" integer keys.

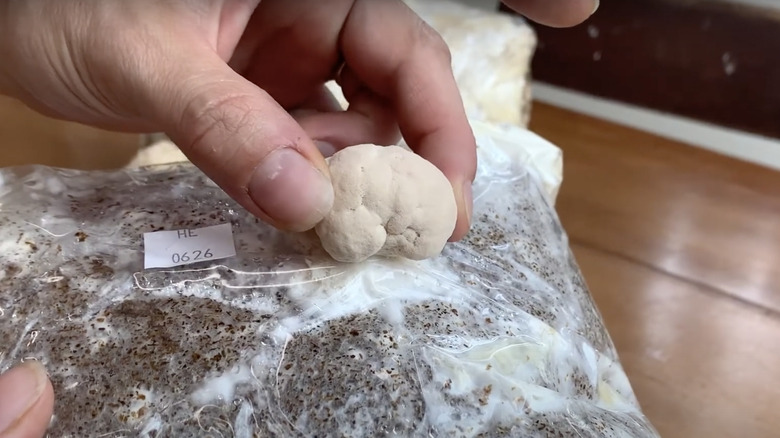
[{"left": 0, "top": 144, "right": 659, "bottom": 437}]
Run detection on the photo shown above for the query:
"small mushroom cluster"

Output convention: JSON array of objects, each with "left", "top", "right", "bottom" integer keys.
[{"left": 315, "top": 144, "right": 457, "bottom": 263}]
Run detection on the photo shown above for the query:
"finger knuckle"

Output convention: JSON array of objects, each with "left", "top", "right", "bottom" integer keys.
[{"left": 416, "top": 21, "right": 452, "bottom": 65}]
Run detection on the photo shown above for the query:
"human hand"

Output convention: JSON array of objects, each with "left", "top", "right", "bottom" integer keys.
[
  {"left": 0, "top": 362, "right": 54, "bottom": 438},
  {"left": 0, "top": 0, "right": 476, "bottom": 240},
  {"left": 501, "top": 0, "right": 599, "bottom": 27}
]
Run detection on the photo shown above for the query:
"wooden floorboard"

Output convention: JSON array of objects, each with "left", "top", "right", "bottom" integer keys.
[
  {"left": 0, "top": 96, "right": 140, "bottom": 170},
  {"left": 529, "top": 101, "right": 780, "bottom": 315},
  {"left": 529, "top": 102, "right": 780, "bottom": 437},
  {"left": 572, "top": 244, "right": 780, "bottom": 438}
]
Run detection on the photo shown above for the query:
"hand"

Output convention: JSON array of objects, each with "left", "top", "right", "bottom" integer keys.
[
  {"left": 0, "top": 362, "right": 54, "bottom": 438},
  {"left": 0, "top": 0, "right": 476, "bottom": 239},
  {"left": 0, "top": 0, "right": 597, "bottom": 242}
]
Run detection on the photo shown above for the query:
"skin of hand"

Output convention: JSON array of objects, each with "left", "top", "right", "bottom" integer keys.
[
  {"left": 0, "top": 1, "right": 597, "bottom": 436},
  {"left": 503, "top": 0, "right": 599, "bottom": 28},
  {"left": 0, "top": 0, "right": 477, "bottom": 240},
  {"left": 0, "top": 362, "right": 54, "bottom": 438}
]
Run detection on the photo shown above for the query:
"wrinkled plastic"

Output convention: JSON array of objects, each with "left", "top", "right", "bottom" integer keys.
[{"left": 0, "top": 125, "right": 659, "bottom": 437}]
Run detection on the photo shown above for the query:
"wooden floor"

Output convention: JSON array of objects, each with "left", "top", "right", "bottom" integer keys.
[
  {"left": 0, "top": 96, "right": 140, "bottom": 170},
  {"left": 2, "top": 97, "right": 779, "bottom": 437},
  {"left": 529, "top": 102, "right": 780, "bottom": 438}
]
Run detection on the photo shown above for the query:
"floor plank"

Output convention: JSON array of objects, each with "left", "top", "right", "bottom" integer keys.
[
  {"left": 571, "top": 243, "right": 780, "bottom": 438},
  {"left": 529, "top": 101, "right": 780, "bottom": 315},
  {"left": 529, "top": 101, "right": 780, "bottom": 437}
]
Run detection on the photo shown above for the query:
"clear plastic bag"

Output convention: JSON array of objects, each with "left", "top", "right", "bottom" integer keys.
[
  {"left": 404, "top": 0, "right": 537, "bottom": 127},
  {"left": 0, "top": 124, "right": 659, "bottom": 437}
]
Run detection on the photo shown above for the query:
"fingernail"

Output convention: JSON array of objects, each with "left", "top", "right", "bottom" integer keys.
[
  {"left": 592, "top": 0, "right": 600, "bottom": 14},
  {"left": 0, "top": 361, "right": 48, "bottom": 433},
  {"left": 314, "top": 140, "right": 337, "bottom": 158},
  {"left": 462, "top": 180, "right": 473, "bottom": 225},
  {"left": 248, "top": 148, "right": 334, "bottom": 232}
]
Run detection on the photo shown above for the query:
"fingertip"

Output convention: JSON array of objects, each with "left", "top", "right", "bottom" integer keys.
[
  {"left": 449, "top": 178, "right": 474, "bottom": 242},
  {"left": 35, "top": 378, "right": 55, "bottom": 434},
  {"left": 296, "top": 137, "right": 333, "bottom": 181},
  {"left": 501, "top": 0, "right": 598, "bottom": 28},
  {"left": 0, "top": 361, "right": 54, "bottom": 438},
  {"left": 247, "top": 147, "right": 335, "bottom": 233}
]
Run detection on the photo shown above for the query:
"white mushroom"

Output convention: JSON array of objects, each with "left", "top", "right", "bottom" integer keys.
[{"left": 315, "top": 144, "right": 458, "bottom": 263}]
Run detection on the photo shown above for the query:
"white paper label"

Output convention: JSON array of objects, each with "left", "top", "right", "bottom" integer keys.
[{"left": 143, "top": 223, "right": 236, "bottom": 269}]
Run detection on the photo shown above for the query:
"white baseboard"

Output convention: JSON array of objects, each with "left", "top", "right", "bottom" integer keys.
[{"left": 531, "top": 81, "right": 780, "bottom": 172}]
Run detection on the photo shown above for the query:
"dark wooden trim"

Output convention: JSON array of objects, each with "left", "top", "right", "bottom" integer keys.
[{"left": 499, "top": 0, "right": 780, "bottom": 139}]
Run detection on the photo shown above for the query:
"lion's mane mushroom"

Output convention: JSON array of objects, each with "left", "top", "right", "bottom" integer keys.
[{"left": 314, "top": 144, "right": 458, "bottom": 263}]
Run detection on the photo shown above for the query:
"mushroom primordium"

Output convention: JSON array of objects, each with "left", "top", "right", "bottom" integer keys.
[{"left": 315, "top": 144, "right": 458, "bottom": 263}]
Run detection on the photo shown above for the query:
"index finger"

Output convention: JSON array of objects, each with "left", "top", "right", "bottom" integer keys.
[{"left": 340, "top": 0, "right": 477, "bottom": 241}]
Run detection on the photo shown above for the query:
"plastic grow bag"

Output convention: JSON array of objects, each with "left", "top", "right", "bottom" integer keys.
[{"left": 0, "top": 123, "right": 659, "bottom": 437}]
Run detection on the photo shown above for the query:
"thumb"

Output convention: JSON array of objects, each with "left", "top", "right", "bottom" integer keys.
[
  {"left": 0, "top": 361, "right": 54, "bottom": 438},
  {"left": 145, "top": 45, "right": 334, "bottom": 232}
]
